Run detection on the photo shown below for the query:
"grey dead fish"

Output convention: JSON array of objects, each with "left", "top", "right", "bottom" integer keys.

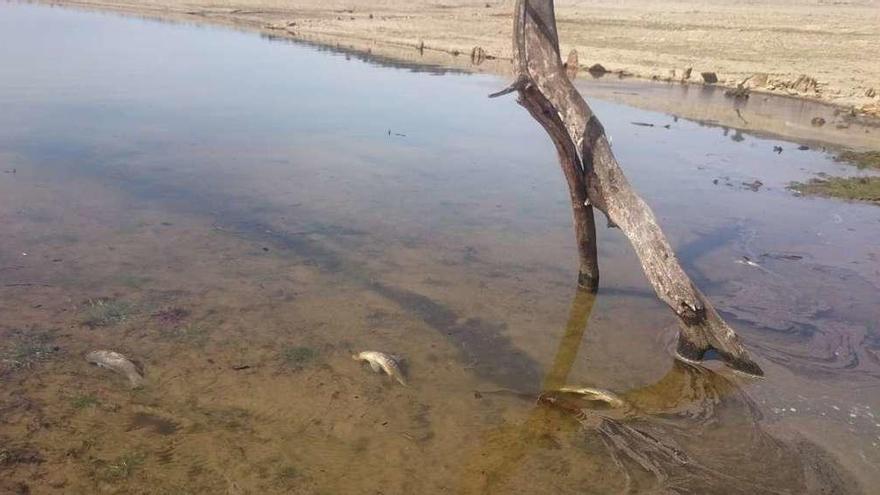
[
  {"left": 353, "top": 351, "right": 407, "bottom": 386},
  {"left": 86, "top": 350, "right": 144, "bottom": 388}
]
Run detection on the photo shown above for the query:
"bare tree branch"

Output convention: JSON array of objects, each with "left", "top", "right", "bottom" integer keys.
[{"left": 496, "top": 0, "right": 762, "bottom": 375}]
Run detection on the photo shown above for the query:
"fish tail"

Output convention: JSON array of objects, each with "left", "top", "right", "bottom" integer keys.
[{"left": 127, "top": 372, "right": 145, "bottom": 389}]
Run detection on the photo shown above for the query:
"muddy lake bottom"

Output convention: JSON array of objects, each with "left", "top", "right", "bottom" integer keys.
[{"left": 1, "top": 3, "right": 880, "bottom": 494}]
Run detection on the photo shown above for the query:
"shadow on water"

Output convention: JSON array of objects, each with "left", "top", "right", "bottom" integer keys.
[
  {"left": 19, "top": 136, "right": 545, "bottom": 390},
  {"left": 228, "top": 218, "right": 543, "bottom": 389},
  {"left": 463, "top": 286, "right": 861, "bottom": 494}
]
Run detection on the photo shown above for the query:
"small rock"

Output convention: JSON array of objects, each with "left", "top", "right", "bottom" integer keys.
[
  {"left": 588, "top": 63, "right": 607, "bottom": 76},
  {"left": 867, "top": 88, "right": 877, "bottom": 98},
  {"left": 701, "top": 72, "right": 718, "bottom": 84}
]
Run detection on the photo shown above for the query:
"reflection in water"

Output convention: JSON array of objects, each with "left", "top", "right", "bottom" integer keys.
[
  {"left": 467, "top": 287, "right": 860, "bottom": 494},
  {"left": 461, "top": 287, "right": 597, "bottom": 493}
]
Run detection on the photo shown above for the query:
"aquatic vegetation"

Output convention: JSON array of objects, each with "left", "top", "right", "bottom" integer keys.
[
  {"left": 160, "top": 322, "right": 208, "bottom": 343},
  {"left": 130, "top": 412, "right": 178, "bottom": 435},
  {"left": 151, "top": 307, "right": 190, "bottom": 327},
  {"left": 1, "top": 330, "right": 57, "bottom": 370},
  {"left": 70, "top": 394, "right": 100, "bottom": 409},
  {"left": 281, "top": 346, "right": 316, "bottom": 368},
  {"left": 0, "top": 446, "right": 43, "bottom": 466},
  {"left": 835, "top": 150, "right": 880, "bottom": 170},
  {"left": 117, "top": 274, "right": 151, "bottom": 288},
  {"left": 202, "top": 406, "right": 253, "bottom": 431},
  {"left": 789, "top": 176, "right": 880, "bottom": 204},
  {"left": 83, "top": 299, "right": 133, "bottom": 328},
  {"left": 277, "top": 465, "right": 300, "bottom": 480},
  {"left": 101, "top": 452, "right": 145, "bottom": 480}
]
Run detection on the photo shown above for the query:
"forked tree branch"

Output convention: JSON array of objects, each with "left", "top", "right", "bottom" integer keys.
[{"left": 494, "top": 0, "right": 763, "bottom": 375}]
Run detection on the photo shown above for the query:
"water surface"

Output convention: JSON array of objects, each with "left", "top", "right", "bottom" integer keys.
[{"left": 1, "top": 3, "right": 879, "bottom": 494}]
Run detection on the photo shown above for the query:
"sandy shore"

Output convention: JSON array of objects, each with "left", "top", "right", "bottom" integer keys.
[{"left": 46, "top": 0, "right": 880, "bottom": 115}]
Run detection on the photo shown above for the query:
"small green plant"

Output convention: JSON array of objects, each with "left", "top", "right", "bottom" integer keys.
[
  {"left": 84, "top": 299, "right": 133, "bottom": 328},
  {"left": 281, "top": 346, "right": 316, "bottom": 368},
  {"left": 204, "top": 407, "right": 252, "bottom": 431},
  {"left": 1, "top": 330, "right": 57, "bottom": 369},
  {"left": 277, "top": 465, "right": 299, "bottom": 480},
  {"left": 835, "top": 150, "right": 880, "bottom": 170},
  {"left": 159, "top": 323, "right": 207, "bottom": 343},
  {"left": 790, "top": 176, "right": 880, "bottom": 204},
  {"left": 70, "top": 394, "right": 100, "bottom": 409},
  {"left": 102, "top": 452, "right": 145, "bottom": 479}
]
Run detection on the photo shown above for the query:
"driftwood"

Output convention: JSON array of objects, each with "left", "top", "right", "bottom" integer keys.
[{"left": 491, "top": 0, "right": 762, "bottom": 376}]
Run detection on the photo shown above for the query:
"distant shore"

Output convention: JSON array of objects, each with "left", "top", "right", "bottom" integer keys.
[{"left": 46, "top": 0, "right": 880, "bottom": 117}]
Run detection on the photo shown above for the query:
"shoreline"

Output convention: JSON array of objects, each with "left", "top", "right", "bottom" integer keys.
[
  {"left": 42, "top": 0, "right": 880, "bottom": 116},
  {"left": 38, "top": 0, "right": 880, "bottom": 150}
]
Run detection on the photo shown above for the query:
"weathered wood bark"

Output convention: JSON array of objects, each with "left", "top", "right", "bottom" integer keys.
[{"left": 492, "top": 0, "right": 762, "bottom": 376}]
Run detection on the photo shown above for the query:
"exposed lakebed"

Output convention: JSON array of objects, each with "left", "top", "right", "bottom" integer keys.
[{"left": 1, "top": 3, "right": 879, "bottom": 494}]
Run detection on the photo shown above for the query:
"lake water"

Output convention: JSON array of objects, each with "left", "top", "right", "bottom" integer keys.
[{"left": 1, "top": 2, "right": 879, "bottom": 494}]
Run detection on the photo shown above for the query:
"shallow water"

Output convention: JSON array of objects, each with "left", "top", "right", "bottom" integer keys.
[{"left": 1, "top": 3, "right": 879, "bottom": 494}]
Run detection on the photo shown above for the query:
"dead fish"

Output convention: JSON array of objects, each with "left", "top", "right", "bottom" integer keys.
[
  {"left": 86, "top": 350, "right": 144, "bottom": 388},
  {"left": 556, "top": 386, "right": 627, "bottom": 408},
  {"left": 353, "top": 351, "right": 406, "bottom": 386},
  {"left": 735, "top": 256, "right": 761, "bottom": 268}
]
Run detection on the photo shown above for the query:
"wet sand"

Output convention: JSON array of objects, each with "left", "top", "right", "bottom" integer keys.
[{"left": 46, "top": 0, "right": 880, "bottom": 117}]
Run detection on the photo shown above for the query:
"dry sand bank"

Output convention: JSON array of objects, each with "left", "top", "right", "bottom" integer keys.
[{"left": 45, "top": 0, "right": 880, "bottom": 116}]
